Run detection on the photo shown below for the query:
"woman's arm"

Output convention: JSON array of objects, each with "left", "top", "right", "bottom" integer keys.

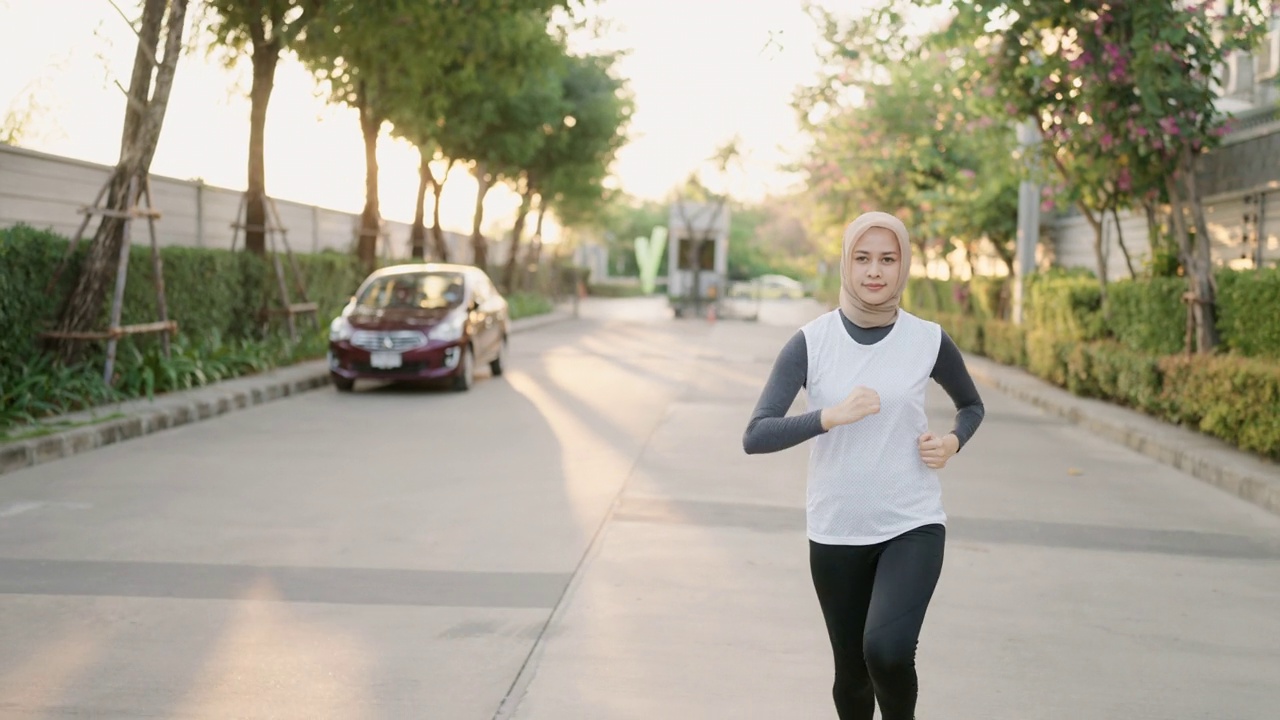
[
  {"left": 743, "top": 331, "right": 827, "bottom": 454},
  {"left": 930, "top": 331, "right": 985, "bottom": 451}
]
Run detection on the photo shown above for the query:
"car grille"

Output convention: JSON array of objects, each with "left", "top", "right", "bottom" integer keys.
[
  {"left": 353, "top": 360, "right": 435, "bottom": 373},
  {"left": 350, "top": 330, "right": 428, "bottom": 352}
]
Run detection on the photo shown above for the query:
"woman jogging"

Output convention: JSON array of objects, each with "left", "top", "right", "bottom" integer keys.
[{"left": 742, "top": 211, "right": 985, "bottom": 720}]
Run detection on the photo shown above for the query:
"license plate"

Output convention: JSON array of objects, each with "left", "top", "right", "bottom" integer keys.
[{"left": 370, "top": 351, "right": 402, "bottom": 369}]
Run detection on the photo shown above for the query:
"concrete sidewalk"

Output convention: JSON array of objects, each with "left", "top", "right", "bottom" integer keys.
[
  {"left": 499, "top": 316, "right": 1280, "bottom": 719},
  {"left": 0, "top": 307, "right": 575, "bottom": 477},
  {"left": 962, "top": 352, "right": 1280, "bottom": 517}
]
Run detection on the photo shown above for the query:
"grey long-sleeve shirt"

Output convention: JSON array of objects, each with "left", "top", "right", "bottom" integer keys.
[{"left": 743, "top": 311, "right": 985, "bottom": 455}]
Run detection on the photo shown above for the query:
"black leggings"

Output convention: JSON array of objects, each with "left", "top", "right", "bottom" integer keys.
[{"left": 809, "top": 524, "right": 946, "bottom": 720}]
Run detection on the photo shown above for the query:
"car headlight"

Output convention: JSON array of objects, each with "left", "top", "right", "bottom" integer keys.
[
  {"left": 329, "top": 316, "right": 354, "bottom": 342},
  {"left": 427, "top": 308, "right": 466, "bottom": 342}
]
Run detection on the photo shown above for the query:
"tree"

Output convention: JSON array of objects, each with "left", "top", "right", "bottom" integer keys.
[
  {"left": 943, "top": 0, "right": 1272, "bottom": 351},
  {"left": 51, "top": 0, "right": 190, "bottom": 363},
  {"left": 431, "top": 10, "right": 569, "bottom": 273},
  {"left": 725, "top": 196, "right": 821, "bottom": 281},
  {"left": 501, "top": 51, "right": 633, "bottom": 291},
  {"left": 795, "top": 9, "right": 1020, "bottom": 279},
  {"left": 593, "top": 194, "right": 668, "bottom": 277},
  {"left": 296, "top": 2, "right": 535, "bottom": 272},
  {"left": 402, "top": 150, "right": 456, "bottom": 262},
  {"left": 204, "top": 0, "right": 319, "bottom": 256}
]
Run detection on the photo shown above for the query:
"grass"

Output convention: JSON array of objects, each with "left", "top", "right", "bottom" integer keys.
[{"left": 1, "top": 412, "right": 127, "bottom": 443}]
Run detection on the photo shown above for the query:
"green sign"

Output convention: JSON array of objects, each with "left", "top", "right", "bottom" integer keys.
[{"left": 634, "top": 226, "right": 667, "bottom": 295}]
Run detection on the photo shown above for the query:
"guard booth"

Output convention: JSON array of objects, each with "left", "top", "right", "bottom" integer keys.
[{"left": 666, "top": 201, "right": 730, "bottom": 318}]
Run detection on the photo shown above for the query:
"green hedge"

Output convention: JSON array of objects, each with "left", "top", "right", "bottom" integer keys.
[
  {"left": 907, "top": 268, "right": 1280, "bottom": 459},
  {"left": 1158, "top": 354, "right": 1280, "bottom": 458},
  {"left": 968, "top": 276, "right": 1008, "bottom": 320},
  {"left": 0, "top": 226, "right": 363, "bottom": 370},
  {"left": 932, "top": 312, "right": 982, "bottom": 354},
  {"left": 1106, "top": 277, "right": 1186, "bottom": 355},
  {"left": 982, "top": 318, "right": 1027, "bottom": 367},
  {"left": 0, "top": 225, "right": 365, "bottom": 430},
  {"left": 0, "top": 226, "right": 80, "bottom": 383},
  {"left": 1065, "top": 340, "right": 1165, "bottom": 414},
  {"left": 903, "top": 277, "right": 964, "bottom": 316},
  {"left": 1025, "top": 274, "right": 1105, "bottom": 342},
  {"left": 1216, "top": 268, "right": 1280, "bottom": 359}
]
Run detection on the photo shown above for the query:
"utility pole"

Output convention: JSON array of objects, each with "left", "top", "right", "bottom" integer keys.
[{"left": 1013, "top": 119, "right": 1042, "bottom": 324}]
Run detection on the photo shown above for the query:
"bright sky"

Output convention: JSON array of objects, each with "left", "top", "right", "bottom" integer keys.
[{"left": 0, "top": 0, "right": 860, "bottom": 234}]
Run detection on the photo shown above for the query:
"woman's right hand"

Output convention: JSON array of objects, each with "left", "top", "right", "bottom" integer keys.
[{"left": 820, "top": 386, "right": 880, "bottom": 430}]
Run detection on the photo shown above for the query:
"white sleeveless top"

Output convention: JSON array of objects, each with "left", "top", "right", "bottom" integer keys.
[{"left": 801, "top": 309, "right": 946, "bottom": 545}]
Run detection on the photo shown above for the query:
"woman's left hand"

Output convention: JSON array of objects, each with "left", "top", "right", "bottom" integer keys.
[{"left": 918, "top": 432, "right": 960, "bottom": 469}]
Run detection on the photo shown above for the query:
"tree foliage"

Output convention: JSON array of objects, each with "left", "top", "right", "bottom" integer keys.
[
  {"left": 794, "top": 3, "right": 1020, "bottom": 277},
  {"left": 294, "top": 1, "right": 577, "bottom": 272},
  {"left": 941, "top": 0, "right": 1272, "bottom": 349},
  {"left": 203, "top": 0, "right": 320, "bottom": 256}
]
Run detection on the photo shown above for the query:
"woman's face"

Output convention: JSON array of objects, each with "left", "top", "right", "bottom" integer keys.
[{"left": 848, "top": 227, "right": 901, "bottom": 305}]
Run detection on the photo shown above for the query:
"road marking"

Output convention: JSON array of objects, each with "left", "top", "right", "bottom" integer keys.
[
  {"left": 0, "top": 558, "right": 572, "bottom": 608},
  {"left": 0, "top": 502, "right": 90, "bottom": 519}
]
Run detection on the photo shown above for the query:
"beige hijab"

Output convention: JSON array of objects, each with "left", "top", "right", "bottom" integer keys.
[{"left": 838, "top": 211, "right": 912, "bottom": 328}]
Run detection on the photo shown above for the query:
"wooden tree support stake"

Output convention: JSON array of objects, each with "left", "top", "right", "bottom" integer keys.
[
  {"left": 42, "top": 174, "right": 178, "bottom": 385},
  {"left": 231, "top": 192, "right": 318, "bottom": 342}
]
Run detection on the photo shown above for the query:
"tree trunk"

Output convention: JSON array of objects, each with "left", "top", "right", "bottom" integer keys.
[
  {"left": 503, "top": 184, "right": 534, "bottom": 292},
  {"left": 245, "top": 32, "right": 280, "bottom": 256},
  {"left": 1165, "top": 175, "right": 1197, "bottom": 354},
  {"left": 1144, "top": 200, "right": 1162, "bottom": 260},
  {"left": 519, "top": 200, "right": 547, "bottom": 292},
  {"left": 357, "top": 82, "right": 381, "bottom": 274},
  {"left": 1079, "top": 201, "right": 1108, "bottom": 305},
  {"left": 431, "top": 158, "right": 454, "bottom": 262},
  {"left": 471, "top": 162, "right": 493, "bottom": 270},
  {"left": 1179, "top": 146, "right": 1219, "bottom": 353},
  {"left": 52, "top": 0, "right": 189, "bottom": 365},
  {"left": 410, "top": 152, "right": 430, "bottom": 260},
  {"left": 1111, "top": 207, "right": 1137, "bottom": 278}
]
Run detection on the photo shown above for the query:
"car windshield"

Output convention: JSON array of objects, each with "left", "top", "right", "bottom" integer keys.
[{"left": 355, "top": 272, "right": 464, "bottom": 311}]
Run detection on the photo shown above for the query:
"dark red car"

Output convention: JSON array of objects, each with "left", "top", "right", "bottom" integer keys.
[{"left": 327, "top": 264, "right": 509, "bottom": 392}]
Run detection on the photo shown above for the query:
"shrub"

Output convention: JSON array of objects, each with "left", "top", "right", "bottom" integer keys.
[
  {"left": 507, "top": 292, "right": 554, "bottom": 320},
  {"left": 968, "top": 276, "right": 1010, "bottom": 320},
  {"left": 926, "top": 312, "right": 980, "bottom": 354},
  {"left": 0, "top": 225, "right": 81, "bottom": 387},
  {"left": 588, "top": 282, "right": 647, "bottom": 298},
  {"left": 1216, "top": 268, "right": 1280, "bottom": 359},
  {"left": 1026, "top": 329, "right": 1072, "bottom": 386},
  {"left": 903, "top": 277, "right": 963, "bottom": 316},
  {"left": 982, "top": 319, "right": 1027, "bottom": 367},
  {"left": 1106, "top": 277, "right": 1186, "bottom": 355},
  {"left": 1026, "top": 274, "right": 1106, "bottom": 341},
  {"left": 0, "top": 225, "right": 364, "bottom": 431},
  {"left": 1158, "top": 354, "right": 1280, "bottom": 459}
]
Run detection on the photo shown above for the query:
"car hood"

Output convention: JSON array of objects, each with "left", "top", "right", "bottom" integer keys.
[{"left": 347, "top": 307, "right": 454, "bottom": 330}]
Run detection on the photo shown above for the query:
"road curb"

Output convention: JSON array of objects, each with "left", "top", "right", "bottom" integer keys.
[
  {"left": 0, "top": 308, "right": 576, "bottom": 478},
  {"left": 963, "top": 352, "right": 1280, "bottom": 517}
]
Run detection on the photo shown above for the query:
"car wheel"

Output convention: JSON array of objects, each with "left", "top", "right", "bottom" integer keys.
[
  {"left": 453, "top": 345, "right": 474, "bottom": 392},
  {"left": 490, "top": 336, "right": 506, "bottom": 377},
  {"left": 332, "top": 375, "right": 355, "bottom": 392}
]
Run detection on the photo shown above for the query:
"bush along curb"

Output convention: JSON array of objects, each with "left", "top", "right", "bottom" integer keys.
[
  {"left": 963, "top": 352, "right": 1280, "bottom": 518},
  {"left": 0, "top": 308, "right": 575, "bottom": 478}
]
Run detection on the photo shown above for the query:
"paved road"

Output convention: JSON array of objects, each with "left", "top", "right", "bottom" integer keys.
[{"left": 2, "top": 297, "right": 1279, "bottom": 719}]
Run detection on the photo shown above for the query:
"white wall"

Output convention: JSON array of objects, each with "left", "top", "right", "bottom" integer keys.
[
  {"left": 1047, "top": 189, "right": 1280, "bottom": 278},
  {"left": 0, "top": 143, "right": 512, "bottom": 265}
]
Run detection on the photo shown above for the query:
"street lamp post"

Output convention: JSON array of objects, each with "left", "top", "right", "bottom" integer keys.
[{"left": 1013, "top": 119, "right": 1042, "bottom": 325}]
